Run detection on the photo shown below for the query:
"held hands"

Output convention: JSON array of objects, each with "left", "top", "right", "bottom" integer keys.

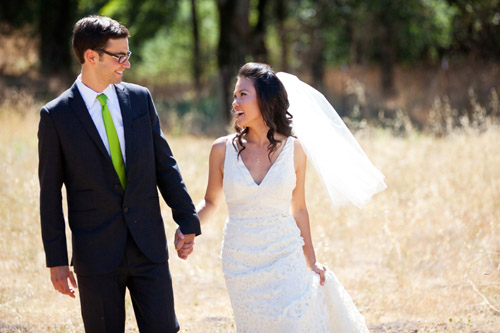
[
  {"left": 50, "top": 265, "right": 77, "bottom": 298},
  {"left": 312, "top": 262, "right": 327, "bottom": 286},
  {"left": 174, "top": 228, "right": 195, "bottom": 260}
]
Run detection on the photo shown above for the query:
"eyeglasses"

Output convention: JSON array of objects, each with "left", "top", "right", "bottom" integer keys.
[{"left": 95, "top": 48, "right": 132, "bottom": 64}]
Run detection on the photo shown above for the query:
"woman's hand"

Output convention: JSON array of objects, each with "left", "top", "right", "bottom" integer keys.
[{"left": 312, "top": 262, "right": 327, "bottom": 286}]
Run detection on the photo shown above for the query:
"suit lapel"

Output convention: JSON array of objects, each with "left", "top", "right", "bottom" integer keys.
[
  {"left": 69, "top": 84, "right": 111, "bottom": 161},
  {"left": 115, "top": 84, "right": 133, "bottom": 167}
]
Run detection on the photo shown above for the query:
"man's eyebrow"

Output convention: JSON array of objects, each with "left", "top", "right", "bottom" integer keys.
[{"left": 110, "top": 50, "right": 129, "bottom": 55}]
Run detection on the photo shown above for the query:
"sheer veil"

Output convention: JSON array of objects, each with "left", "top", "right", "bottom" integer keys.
[{"left": 276, "top": 72, "right": 386, "bottom": 208}]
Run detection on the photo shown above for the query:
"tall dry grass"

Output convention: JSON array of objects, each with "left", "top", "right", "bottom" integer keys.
[{"left": 0, "top": 91, "right": 499, "bottom": 332}]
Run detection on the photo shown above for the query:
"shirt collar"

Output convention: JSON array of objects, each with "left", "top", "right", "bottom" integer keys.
[{"left": 75, "top": 74, "right": 116, "bottom": 109}]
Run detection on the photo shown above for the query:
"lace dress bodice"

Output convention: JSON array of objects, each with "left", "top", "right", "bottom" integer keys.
[
  {"left": 223, "top": 136, "right": 295, "bottom": 219},
  {"left": 221, "top": 135, "right": 369, "bottom": 333}
]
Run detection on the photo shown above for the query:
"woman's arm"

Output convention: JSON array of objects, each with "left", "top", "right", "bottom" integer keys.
[
  {"left": 196, "top": 136, "right": 227, "bottom": 224},
  {"left": 290, "top": 139, "right": 327, "bottom": 285},
  {"left": 175, "top": 136, "right": 226, "bottom": 257}
]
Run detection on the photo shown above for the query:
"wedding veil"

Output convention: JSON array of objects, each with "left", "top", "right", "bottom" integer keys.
[{"left": 276, "top": 72, "right": 386, "bottom": 208}]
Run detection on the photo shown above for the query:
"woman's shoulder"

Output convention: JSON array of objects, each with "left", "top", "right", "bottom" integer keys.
[
  {"left": 212, "top": 134, "right": 234, "bottom": 147},
  {"left": 292, "top": 137, "right": 306, "bottom": 158},
  {"left": 210, "top": 135, "right": 233, "bottom": 156},
  {"left": 288, "top": 135, "right": 300, "bottom": 148}
]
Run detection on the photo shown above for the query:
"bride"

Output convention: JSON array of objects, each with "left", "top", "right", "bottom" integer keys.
[{"left": 176, "top": 62, "right": 386, "bottom": 332}]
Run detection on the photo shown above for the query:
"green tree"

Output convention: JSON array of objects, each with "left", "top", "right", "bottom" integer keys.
[
  {"left": 130, "top": 0, "right": 217, "bottom": 86},
  {"left": 190, "top": 0, "right": 201, "bottom": 92},
  {"left": 250, "top": 0, "right": 269, "bottom": 63},
  {"left": 447, "top": 0, "right": 500, "bottom": 59},
  {"left": 329, "top": 0, "right": 455, "bottom": 95},
  {"left": 100, "top": 0, "right": 180, "bottom": 58}
]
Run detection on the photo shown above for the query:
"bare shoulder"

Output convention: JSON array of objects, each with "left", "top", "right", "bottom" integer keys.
[
  {"left": 292, "top": 138, "right": 307, "bottom": 173},
  {"left": 212, "top": 135, "right": 232, "bottom": 150},
  {"left": 210, "top": 135, "right": 231, "bottom": 159},
  {"left": 293, "top": 138, "right": 307, "bottom": 158}
]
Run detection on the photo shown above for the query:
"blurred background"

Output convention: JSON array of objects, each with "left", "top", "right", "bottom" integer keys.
[
  {"left": 1, "top": 0, "right": 499, "bottom": 134},
  {"left": 1, "top": 1, "right": 499, "bottom": 332}
]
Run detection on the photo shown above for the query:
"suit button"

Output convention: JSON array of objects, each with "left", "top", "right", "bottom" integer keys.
[
  {"left": 123, "top": 207, "right": 129, "bottom": 213},
  {"left": 114, "top": 185, "right": 121, "bottom": 191}
]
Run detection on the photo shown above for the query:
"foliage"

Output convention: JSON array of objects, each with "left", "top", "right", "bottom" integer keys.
[
  {"left": 1, "top": 0, "right": 500, "bottom": 123},
  {"left": 100, "top": 0, "right": 180, "bottom": 59},
  {"left": 396, "top": 0, "right": 456, "bottom": 63},
  {"left": 2, "top": 0, "right": 499, "bottom": 72},
  {"left": 322, "top": 0, "right": 457, "bottom": 65},
  {"left": 447, "top": 0, "right": 500, "bottom": 59},
  {"left": 130, "top": 0, "right": 218, "bottom": 85}
]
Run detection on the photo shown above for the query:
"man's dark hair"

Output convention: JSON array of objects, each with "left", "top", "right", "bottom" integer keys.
[{"left": 72, "top": 15, "right": 129, "bottom": 64}]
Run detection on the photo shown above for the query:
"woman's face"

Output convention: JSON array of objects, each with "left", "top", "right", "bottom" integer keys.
[{"left": 232, "top": 77, "right": 263, "bottom": 128}]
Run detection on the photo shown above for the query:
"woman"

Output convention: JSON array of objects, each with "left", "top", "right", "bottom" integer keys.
[{"left": 177, "top": 63, "right": 384, "bottom": 332}]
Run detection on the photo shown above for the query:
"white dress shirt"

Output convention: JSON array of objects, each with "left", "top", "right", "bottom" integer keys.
[{"left": 75, "top": 74, "right": 127, "bottom": 164}]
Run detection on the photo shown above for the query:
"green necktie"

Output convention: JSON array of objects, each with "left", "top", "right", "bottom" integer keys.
[{"left": 97, "top": 94, "right": 127, "bottom": 189}]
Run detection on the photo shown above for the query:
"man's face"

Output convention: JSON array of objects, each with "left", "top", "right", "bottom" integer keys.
[{"left": 95, "top": 38, "right": 131, "bottom": 87}]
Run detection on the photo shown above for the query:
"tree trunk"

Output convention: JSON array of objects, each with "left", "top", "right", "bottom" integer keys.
[
  {"left": 252, "top": 0, "right": 268, "bottom": 63},
  {"left": 217, "top": 0, "right": 250, "bottom": 122},
  {"left": 190, "top": 0, "right": 201, "bottom": 93},
  {"left": 40, "top": 0, "right": 76, "bottom": 75},
  {"left": 379, "top": 7, "right": 396, "bottom": 97},
  {"left": 275, "top": 0, "right": 288, "bottom": 71},
  {"left": 309, "top": 0, "right": 328, "bottom": 90},
  {"left": 310, "top": 34, "right": 325, "bottom": 90}
]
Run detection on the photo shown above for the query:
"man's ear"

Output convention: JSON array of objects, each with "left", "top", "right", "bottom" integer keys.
[{"left": 84, "top": 49, "right": 99, "bottom": 65}]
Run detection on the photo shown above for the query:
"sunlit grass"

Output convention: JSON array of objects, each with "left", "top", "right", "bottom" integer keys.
[{"left": 0, "top": 100, "right": 499, "bottom": 332}]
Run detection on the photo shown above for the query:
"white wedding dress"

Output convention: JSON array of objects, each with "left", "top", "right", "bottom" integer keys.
[{"left": 221, "top": 135, "right": 370, "bottom": 332}]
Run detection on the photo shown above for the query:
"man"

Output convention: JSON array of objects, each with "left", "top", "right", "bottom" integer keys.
[{"left": 38, "top": 15, "right": 200, "bottom": 332}]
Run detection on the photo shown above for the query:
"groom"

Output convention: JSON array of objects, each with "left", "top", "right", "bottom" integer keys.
[{"left": 38, "top": 15, "right": 200, "bottom": 332}]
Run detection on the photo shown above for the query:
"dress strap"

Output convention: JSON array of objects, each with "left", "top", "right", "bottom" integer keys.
[
  {"left": 223, "top": 134, "right": 237, "bottom": 176},
  {"left": 225, "top": 134, "right": 238, "bottom": 157}
]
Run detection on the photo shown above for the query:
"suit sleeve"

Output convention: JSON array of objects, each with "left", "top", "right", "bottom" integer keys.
[
  {"left": 38, "top": 107, "right": 69, "bottom": 267},
  {"left": 146, "top": 89, "right": 202, "bottom": 236}
]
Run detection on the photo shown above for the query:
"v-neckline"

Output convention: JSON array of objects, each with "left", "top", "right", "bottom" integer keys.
[{"left": 239, "top": 137, "right": 291, "bottom": 187}]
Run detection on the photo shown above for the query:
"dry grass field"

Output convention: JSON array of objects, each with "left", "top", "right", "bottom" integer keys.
[{"left": 0, "top": 94, "right": 499, "bottom": 332}]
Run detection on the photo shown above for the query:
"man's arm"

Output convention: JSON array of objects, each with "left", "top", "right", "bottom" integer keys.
[
  {"left": 39, "top": 107, "right": 68, "bottom": 266},
  {"left": 145, "top": 89, "right": 202, "bottom": 238},
  {"left": 39, "top": 108, "right": 75, "bottom": 296}
]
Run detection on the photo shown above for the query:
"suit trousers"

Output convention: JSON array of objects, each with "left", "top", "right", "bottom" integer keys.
[{"left": 77, "top": 232, "right": 179, "bottom": 333}]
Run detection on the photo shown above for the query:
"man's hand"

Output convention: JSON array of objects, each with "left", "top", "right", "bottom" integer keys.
[
  {"left": 174, "top": 228, "right": 195, "bottom": 260},
  {"left": 50, "top": 265, "right": 77, "bottom": 298}
]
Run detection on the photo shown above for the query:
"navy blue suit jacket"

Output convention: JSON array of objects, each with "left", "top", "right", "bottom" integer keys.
[{"left": 38, "top": 82, "right": 201, "bottom": 275}]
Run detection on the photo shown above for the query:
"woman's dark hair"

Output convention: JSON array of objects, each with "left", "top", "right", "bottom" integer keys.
[
  {"left": 72, "top": 15, "right": 130, "bottom": 64},
  {"left": 233, "top": 62, "right": 293, "bottom": 159}
]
